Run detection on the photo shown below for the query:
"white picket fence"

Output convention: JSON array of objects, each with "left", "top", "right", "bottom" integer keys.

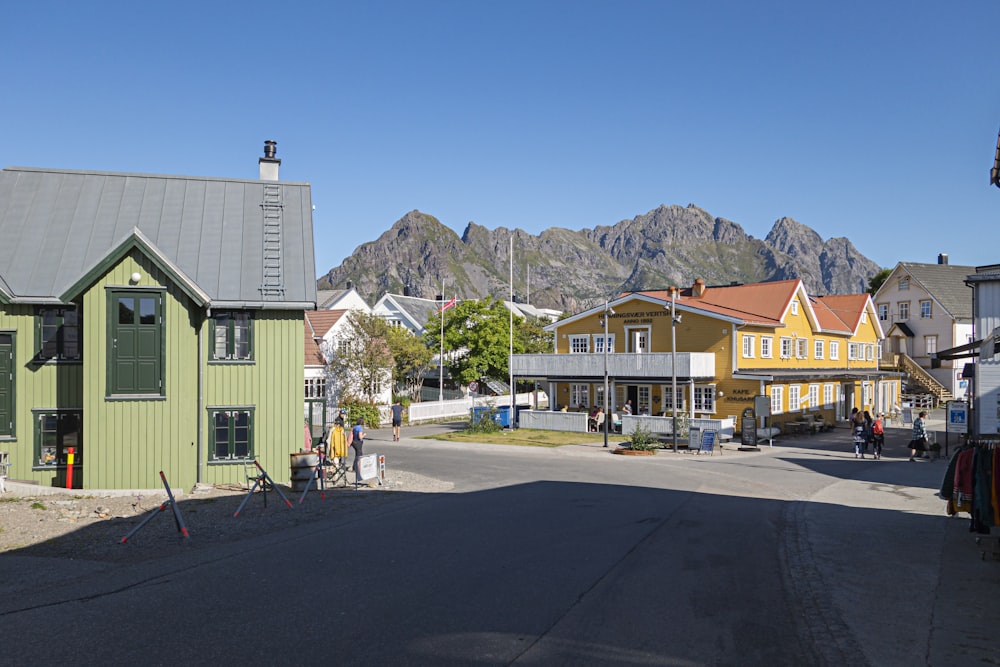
[{"left": 407, "top": 392, "right": 548, "bottom": 424}]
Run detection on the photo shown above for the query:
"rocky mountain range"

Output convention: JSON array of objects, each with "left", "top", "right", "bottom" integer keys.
[{"left": 318, "top": 205, "right": 883, "bottom": 313}]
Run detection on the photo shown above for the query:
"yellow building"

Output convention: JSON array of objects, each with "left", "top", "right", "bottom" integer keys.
[{"left": 510, "top": 279, "right": 901, "bottom": 430}]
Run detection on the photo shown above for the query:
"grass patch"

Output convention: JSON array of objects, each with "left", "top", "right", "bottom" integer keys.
[
  {"left": 0, "top": 496, "right": 23, "bottom": 503},
  {"left": 30, "top": 502, "right": 46, "bottom": 511},
  {"left": 419, "top": 428, "right": 609, "bottom": 448}
]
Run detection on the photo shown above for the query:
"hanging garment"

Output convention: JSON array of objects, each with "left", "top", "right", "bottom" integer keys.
[
  {"left": 953, "top": 448, "right": 975, "bottom": 515},
  {"left": 972, "top": 447, "right": 995, "bottom": 533}
]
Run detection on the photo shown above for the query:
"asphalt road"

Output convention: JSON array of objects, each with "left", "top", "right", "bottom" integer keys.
[{"left": 1, "top": 422, "right": 998, "bottom": 666}]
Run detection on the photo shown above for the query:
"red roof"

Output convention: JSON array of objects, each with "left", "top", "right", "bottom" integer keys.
[
  {"left": 304, "top": 310, "right": 347, "bottom": 366},
  {"left": 636, "top": 280, "right": 802, "bottom": 327}
]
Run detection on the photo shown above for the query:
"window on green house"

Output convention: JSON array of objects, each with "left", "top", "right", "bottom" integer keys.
[
  {"left": 34, "top": 410, "right": 82, "bottom": 467},
  {"left": 211, "top": 311, "right": 253, "bottom": 361},
  {"left": 211, "top": 408, "right": 254, "bottom": 460},
  {"left": 36, "top": 305, "right": 81, "bottom": 361}
]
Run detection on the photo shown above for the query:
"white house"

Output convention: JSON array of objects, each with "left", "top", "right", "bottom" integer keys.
[
  {"left": 372, "top": 293, "right": 445, "bottom": 336},
  {"left": 317, "top": 283, "right": 370, "bottom": 311},
  {"left": 873, "top": 255, "right": 976, "bottom": 402},
  {"left": 964, "top": 264, "right": 1000, "bottom": 435}
]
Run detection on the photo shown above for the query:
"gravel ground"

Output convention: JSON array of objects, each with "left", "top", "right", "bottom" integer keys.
[{"left": 0, "top": 469, "right": 454, "bottom": 564}]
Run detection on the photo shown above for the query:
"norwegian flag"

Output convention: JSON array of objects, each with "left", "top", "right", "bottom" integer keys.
[{"left": 439, "top": 296, "right": 457, "bottom": 312}]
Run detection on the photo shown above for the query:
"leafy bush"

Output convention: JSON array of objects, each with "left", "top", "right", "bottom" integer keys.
[
  {"left": 343, "top": 402, "right": 383, "bottom": 430},
  {"left": 627, "top": 425, "right": 659, "bottom": 451},
  {"left": 467, "top": 406, "right": 503, "bottom": 434}
]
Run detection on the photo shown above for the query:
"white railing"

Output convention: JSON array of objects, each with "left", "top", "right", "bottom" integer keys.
[
  {"left": 622, "top": 415, "right": 734, "bottom": 441},
  {"left": 407, "top": 392, "right": 548, "bottom": 424},
  {"left": 518, "top": 410, "right": 590, "bottom": 433}
]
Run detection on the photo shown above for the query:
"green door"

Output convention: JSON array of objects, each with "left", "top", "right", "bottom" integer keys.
[
  {"left": 109, "top": 291, "right": 163, "bottom": 395},
  {"left": 0, "top": 333, "right": 13, "bottom": 436}
]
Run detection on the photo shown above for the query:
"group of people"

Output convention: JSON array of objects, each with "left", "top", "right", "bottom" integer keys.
[
  {"left": 307, "top": 400, "right": 408, "bottom": 479},
  {"left": 849, "top": 408, "right": 885, "bottom": 459}
]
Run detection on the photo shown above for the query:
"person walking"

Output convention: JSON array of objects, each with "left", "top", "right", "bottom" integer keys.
[
  {"left": 351, "top": 418, "right": 366, "bottom": 476},
  {"left": 910, "top": 411, "right": 929, "bottom": 462},
  {"left": 862, "top": 410, "right": 874, "bottom": 454},
  {"left": 850, "top": 407, "right": 866, "bottom": 458},
  {"left": 871, "top": 414, "right": 885, "bottom": 460},
  {"left": 390, "top": 400, "right": 405, "bottom": 442}
]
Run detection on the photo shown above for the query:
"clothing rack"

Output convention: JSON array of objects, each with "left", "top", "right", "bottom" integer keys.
[{"left": 941, "top": 434, "right": 1000, "bottom": 560}]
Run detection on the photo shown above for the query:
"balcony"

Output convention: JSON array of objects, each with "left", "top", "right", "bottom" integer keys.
[{"left": 510, "top": 352, "right": 716, "bottom": 381}]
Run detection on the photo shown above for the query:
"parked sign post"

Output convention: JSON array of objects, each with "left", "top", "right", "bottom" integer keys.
[
  {"left": 740, "top": 407, "right": 758, "bottom": 450},
  {"left": 945, "top": 400, "right": 968, "bottom": 457}
]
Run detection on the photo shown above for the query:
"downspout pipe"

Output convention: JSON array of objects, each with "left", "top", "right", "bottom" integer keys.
[{"left": 197, "top": 311, "right": 205, "bottom": 484}]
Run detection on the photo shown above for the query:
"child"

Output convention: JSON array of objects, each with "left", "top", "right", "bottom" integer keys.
[{"left": 871, "top": 415, "right": 885, "bottom": 460}]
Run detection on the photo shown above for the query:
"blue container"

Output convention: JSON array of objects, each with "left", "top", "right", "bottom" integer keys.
[{"left": 494, "top": 406, "right": 511, "bottom": 428}]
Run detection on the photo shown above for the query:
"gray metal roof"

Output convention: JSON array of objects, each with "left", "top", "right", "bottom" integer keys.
[
  {"left": 0, "top": 167, "right": 316, "bottom": 308},
  {"left": 898, "top": 262, "right": 976, "bottom": 320},
  {"left": 378, "top": 294, "right": 443, "bottom": 333}
]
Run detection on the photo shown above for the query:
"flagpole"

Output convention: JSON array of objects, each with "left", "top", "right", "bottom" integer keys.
[
  {"left": 438, "top": 280, "right": 444, "bottom": 403},
  {"left": 509, "top": 234, "right": 515, "bottom": 428}
]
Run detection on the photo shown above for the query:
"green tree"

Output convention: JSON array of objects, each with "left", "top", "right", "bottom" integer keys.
[
  {"left": 423, "top": 297, "right": 526, "bottom": 385},
  {"left": 324, "top": 311, "right": 394, "bottom": 405},
  {"left": 517, "top": 315, "right": 554, "bottom": 354},
  {"left": 384, "top": 324, "right": 434, "bottom": 399},
  {"left": 868, "top": 268, "right": 891, "bottom": 295}
]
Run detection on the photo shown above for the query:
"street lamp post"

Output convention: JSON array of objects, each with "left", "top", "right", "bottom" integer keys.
[
  {"left": 671, "top": 288, "right": 679, "bottom": 453},
  {"left": 603, "top": 300, "right": 612, "bottom": 448}
]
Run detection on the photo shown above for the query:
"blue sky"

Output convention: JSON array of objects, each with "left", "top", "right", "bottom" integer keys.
[{"left": 4, "top": 1, "right": 1000, "bottom": 278}]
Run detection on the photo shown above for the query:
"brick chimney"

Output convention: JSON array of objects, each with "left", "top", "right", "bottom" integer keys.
[
  {"left": 259, "top": 140, "right": 280, "bottom": 181},
  {"left": 692, "top": 278, "right": 706, "bottom": 297},
  {"left": 938, "top": 253, "right": 949, "bottom": 265}
]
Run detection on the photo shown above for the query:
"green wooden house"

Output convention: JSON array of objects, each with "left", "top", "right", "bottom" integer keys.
[{"left": 0, "top": 142, "right": 316, "bottom": 490}]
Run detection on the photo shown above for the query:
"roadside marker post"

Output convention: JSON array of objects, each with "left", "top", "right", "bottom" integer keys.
[
  {"left": 65, "top": 447, "right": 75, "bottom": 490},
  {"left": 234, "top": 459, "right": 293, "bottom": 517},
  {"left": 121, "top": 471, "right": 189, "bottom": 543},
  {"left": 298, "top": 459, "right": 327, "bottom": 503}
]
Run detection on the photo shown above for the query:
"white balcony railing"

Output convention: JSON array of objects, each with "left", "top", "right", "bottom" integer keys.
[{"left": 510, "top": 352, "right": 715, "bottom": 380}]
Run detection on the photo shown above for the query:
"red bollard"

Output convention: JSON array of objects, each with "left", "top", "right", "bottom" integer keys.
[{"left": 65, "top": 447, "right": 75, "bottom": 489}]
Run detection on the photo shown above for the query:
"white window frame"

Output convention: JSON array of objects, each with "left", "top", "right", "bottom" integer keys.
[
  {"left": 791, "top": 301, "right": 799, "bottom": 315},
  {"left": 692, "top": 385, "right": 716, "bottom": 413},
  {"left": 830, "top": 341, "right": 840, "bottom": 360},
  {"left": 570, "top": 384, "right": 590, "bottom": 408},
  {"left": 569, "top": 335, "right": 590, "bottom": 354},
  {"left": 637, "top": 385, "right": 651, "bottom": 415},
  {"left": 594, "top": 333, "right": 615, "bottom": 354},
  {"left": 742, "top": 334, "right": 755, "bottom": 358},
  {"left": 761, "top": 336, "right": 773, "bottom": 359},
  {"left": 661, "top": 384, "right": 685, "bottom": 411},
  {"left": 925, "top": 335, "right": 937, "bottom": 355},
  {"left": 823, "top": 383, "right": 834, "bottom": 407},
  {"left": 898, "top": 302, "right": 909, "bottom": 321},
  {"left": 808, "top": 384, "right": 819, "bottom": 408},
  {"left": 814, "top": 339, "right": 824, "bottom": 359},
  {"left": 920, "top": 300, "right": 932, "bottom": 319},
  {"left": 878, "top": 304, "right": 888, "bottom": 321},
  {"left": 866, "top": 343, "right": 874, "bottom": 360},
  {"left": 770, "top": 386, "right": 783, "bottom": 416},
  {"left": 780, "top": 337, "right": 793, "bottom": 359},
  {"left": 899, "top": 277, "right": 909, "bottom": 290},
  {"left": 788, "top": 385, "right": 802, "bottom": 413},
  {"left": 796, "top": 338, "right": 808, "bottom": 359}
]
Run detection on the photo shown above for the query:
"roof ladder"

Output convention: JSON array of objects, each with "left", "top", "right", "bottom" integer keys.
[{"left": 259, "top": 183, "right": 285, "bottom": 298}]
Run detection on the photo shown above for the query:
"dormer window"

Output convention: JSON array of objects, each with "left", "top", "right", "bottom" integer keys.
[{"left": 790, "top": 301, "right": 799, "bottom": 315}]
